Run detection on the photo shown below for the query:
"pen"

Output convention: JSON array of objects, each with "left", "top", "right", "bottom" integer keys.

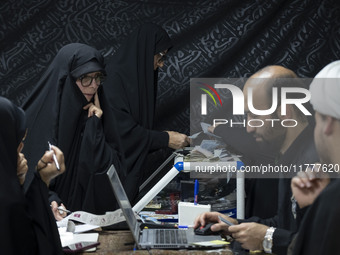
[
  {"left": 218, "top": 215, "right": 235, "bottom": 226},
  {"left": 50, "top": 205, "right": 71, "bottom": 214},
  {"left": 48, "top": 141, "right": 60, "bottom": 170},
  {"left": 194, "top": 179, "right": 199, "bottom": 205},
  {"left": 177, "top": 225, "right": 193, "bottom": 229}
]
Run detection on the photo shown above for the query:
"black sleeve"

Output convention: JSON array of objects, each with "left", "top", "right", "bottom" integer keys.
[
  {"left": 48, "top": 190, "right": 63, "bottom": 205},
  {"left": 292, "top": 180, "right": 340, "bottom": 255},
  {"left": 238, "top": 215, "right": 294, "bottom": 255},
  {"left": 83, "top": 115, "right": 123, "bottom": 177},
  {"left": 112, "top": 100, "right": 169, "bottom": 152},
  {"left": 77, "top": 115, "right": 124, "bottom": 213},
  {"left": 272, "top": 228, "right": 295, "bottom": 255},
  {"left": 25, "top": 173, "right": 63, "bottom": 255},
  {"left": 238, "top": 215, "right": 279, "bottom": 227},
  {"left": 149, "top": 130, "right": 169, "bottom": 151},
  {"left": 1, "top": 168, "right": 37, "bottom": 255},
  {"left": 295, "top": 204, "right": 309, "bottom": 227},
  {"left": 105, "top": 73, "right": 169, "bottom": 155}
]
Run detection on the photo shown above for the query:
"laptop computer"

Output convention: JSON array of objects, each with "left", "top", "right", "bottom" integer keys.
[{"left": 106, "top": 164, "right": 224, "bottom": 249}]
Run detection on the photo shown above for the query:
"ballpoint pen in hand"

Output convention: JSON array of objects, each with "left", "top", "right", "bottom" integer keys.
[
  {"left": 218, "top": 215, "right": 235, "bottom": 226},
  {"left": 48, "top": 141, "right": 60, "bottom": 171},
  {"left": 50, "top": 205, "right": 72, "bottom": 214}
]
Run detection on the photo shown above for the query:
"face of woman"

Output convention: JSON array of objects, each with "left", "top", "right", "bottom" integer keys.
[
  {"left": 76, "top": 72, "right": 104, "bottom": 101},
  {"left": 154, "top": 50, "right": 168, "bottom": 70}
]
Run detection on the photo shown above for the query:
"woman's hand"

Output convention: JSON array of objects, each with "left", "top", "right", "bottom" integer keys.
[
  {"left": 83, "top": 92, "right": 103, "bottom": 118},
  {"left": 17, "top": 152, "right": 28, "bottom": 185},
  {"left": 51, "top": 201, "right": 68, "bottom": 221},
  {"left": 36, "top": 145, "right": 66, "bottom": 187},
  {"left": 17, "top": 141, "right": 28, "bottom": 185}
]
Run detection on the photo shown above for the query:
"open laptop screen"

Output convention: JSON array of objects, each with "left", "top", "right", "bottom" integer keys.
[{"left": 106, "top": 165, "right": 140, "bottom": 243}]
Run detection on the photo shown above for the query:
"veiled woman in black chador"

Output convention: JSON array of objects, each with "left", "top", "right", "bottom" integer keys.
[
  {"left": 22, "top": 43, "right": 125, "bottom": 215},
  {"left": 0, "top": 96, "right": 63, "bottom": 254},
  {"left": 103, "top": 23, "right": 189, "bottom": 204}
]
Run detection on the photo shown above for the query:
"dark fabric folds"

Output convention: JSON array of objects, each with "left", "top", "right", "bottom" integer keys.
[
  {"left": 214, "top": 124, "right": 278, "bottom": 219},
  {"left": 22, "top": 43, "right": 125, "bottom": 214},
  {"left": 103, "top": 23, "right": 172, "bottom": 203},
  {"left": 292, "top": 179, "right": 340, "bottom": 255},
  {"left": 238, "top": 126, "right": 319, "bottom": 255},
  {"left": 25, "top": 172, "right": 63, "bottom": 255},
  {"left": 0, "top": 96, "right": 62, "bottom": 255}
]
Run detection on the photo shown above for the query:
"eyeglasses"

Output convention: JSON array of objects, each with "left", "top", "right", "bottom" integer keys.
[
  {"left": 78, "top": 74, "right": 105, "bottom": 87},
  {"left": 157, "top": 52, "right": 167, "bottom": 64}
]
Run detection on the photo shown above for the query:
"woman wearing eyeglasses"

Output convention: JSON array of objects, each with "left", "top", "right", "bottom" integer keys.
[
  {"left": 103, "top": 23, "right": 189, "bottom": 204},
  {"left": 21, "top": 43, "right": 125, "bottom": 217}
]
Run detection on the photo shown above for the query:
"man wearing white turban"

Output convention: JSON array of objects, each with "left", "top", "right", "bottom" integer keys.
[{"left": 291, "top": 60, "right": 340, "bottom": 254}]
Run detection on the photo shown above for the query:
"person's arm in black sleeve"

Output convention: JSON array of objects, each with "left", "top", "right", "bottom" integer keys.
[
  {"left": 25, "top": 172, "right": 63, "bottom": 255},
  {"left": 238, "top": 215, "right": 279, "bottom": 227},
  {"left": 237, "top": 215, "right": 293, "bottom": 255},
  {"left": 77, "top": 115, "right": 125, "bottom": 213},
  {"left": 48, "top": 190, "right": 62, "bottom": 205},
  {"left": 103, "top": 74, "right": 187, "bottom": 153},
  {"left": 272, "top": 228, "right": 295, "bottom": 255},
  {"left": 149, "top": 130, "right": 169, "bottom": 150}
]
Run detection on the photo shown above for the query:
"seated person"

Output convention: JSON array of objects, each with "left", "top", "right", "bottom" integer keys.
[
  {"left": 194, "top": 66, "right": 318, "bottom": 255},
  {"left": 0, "top": 96, "right": 65, "bottom": 254},
  {"left": 290, "top": 60, "right": 340, "bottom": 255},
  {"left": 208, "top": 102, "right": 278, "bottom": 219}
]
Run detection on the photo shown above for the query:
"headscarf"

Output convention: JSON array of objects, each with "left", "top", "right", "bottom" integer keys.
[
  {"left": 106, "top": 23, "right": 172, "bottom": 128},
  {"left": 0, "top": 96, "right": 32, "bottom": 254},
  {"left": 310, "top": 60, "right": 340, "bottom": 119},
  {"left": 22, "top": 43, "right": 124, "bottom": 213},
  {"left": 103, "top": 23, "right": 172, "bottom": 203},
  {"left": 0, "top": 96, "right": 62, "bottom": 254},
  {"left": 0, "top": 97, "right": 26, "bottom": 171}
]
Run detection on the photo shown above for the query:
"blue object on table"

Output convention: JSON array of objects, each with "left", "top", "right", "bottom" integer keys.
[{"left": 194, "top": 179, "right": 199, "bottom": 205}]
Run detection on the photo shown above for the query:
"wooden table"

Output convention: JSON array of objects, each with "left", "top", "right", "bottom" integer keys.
[{"left": 82, "top": 230, "right": 235, "bottom": 255}]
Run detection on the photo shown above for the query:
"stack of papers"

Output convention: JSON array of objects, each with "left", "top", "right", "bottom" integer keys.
[
  {"left": 58, "top": 228, "right": 99, "bottom": 252},
  {"left": 184, "top": 140, "right": 231, "bottom": 162}
]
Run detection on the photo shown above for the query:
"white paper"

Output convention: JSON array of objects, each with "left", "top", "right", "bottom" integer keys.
[
  {"left": 74, "top": 224, "right": 99, "bottom": 234},
  {"left": 188, "top": 131, "right": 202, "bottom": 139},
  {"left": 57, "top": 209, "right": 125, "bottom": 228},
  {"left": 59, "top": 230, "right": 99, "bottom": 252},
  {"left": 200, "top": 122, "right": 221, "bottom": 138}
]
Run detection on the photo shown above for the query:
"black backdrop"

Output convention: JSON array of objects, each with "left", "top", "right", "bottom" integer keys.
[{"left": 1, "top": 0, "right": 339, "bottom": 175}]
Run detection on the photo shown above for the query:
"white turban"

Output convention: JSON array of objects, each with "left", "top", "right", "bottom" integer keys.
[{"left": 310, "top": 60, "right": 340, "bottom": 119}]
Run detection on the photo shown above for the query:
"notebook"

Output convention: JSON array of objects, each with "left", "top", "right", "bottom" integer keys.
[{"left": 106, "top": 164, "right": 224, "bottom": 249}]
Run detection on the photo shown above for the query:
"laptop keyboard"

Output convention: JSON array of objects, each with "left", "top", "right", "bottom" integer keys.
[{"left": 154, "top": 229, "right": 187, "bottom": 244}]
